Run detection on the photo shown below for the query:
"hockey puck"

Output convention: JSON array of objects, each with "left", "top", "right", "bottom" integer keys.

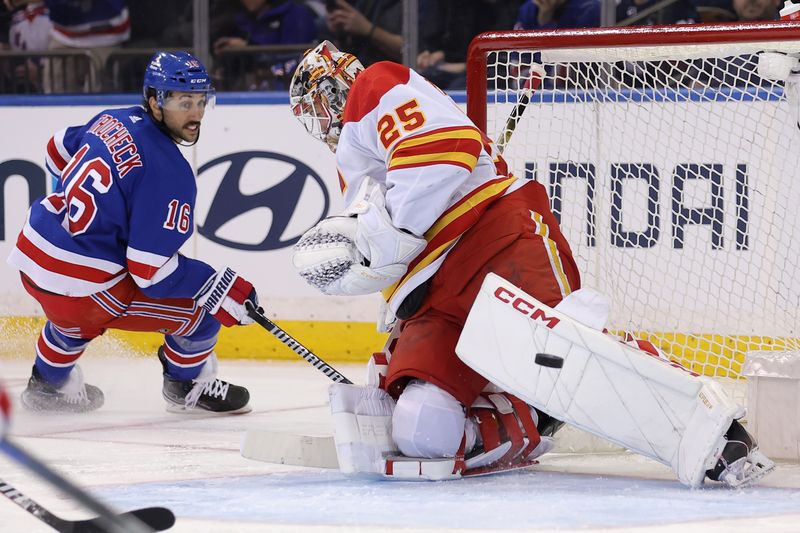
[{"left": 535, "top": 353, "right": 564, "bottom": 369}]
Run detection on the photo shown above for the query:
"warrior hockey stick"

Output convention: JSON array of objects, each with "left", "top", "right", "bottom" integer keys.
[
  {"left": 495, "top": 63, "right": 546, "bottom": 155},
  {"left": 245, "top": 301, "right": 353, "bottom": 384},
  {"left": 0, "top": 438, "right": 175, "bottom": 533}
]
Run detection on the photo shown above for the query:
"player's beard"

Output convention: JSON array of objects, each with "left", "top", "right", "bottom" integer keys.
[{"left": 174, "top": 121, "right": 201, "bottom": 144}]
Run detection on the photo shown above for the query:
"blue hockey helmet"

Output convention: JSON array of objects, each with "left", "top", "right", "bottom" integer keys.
[{"left": 143, "top": 51, "right": 215, "bottom": 109}]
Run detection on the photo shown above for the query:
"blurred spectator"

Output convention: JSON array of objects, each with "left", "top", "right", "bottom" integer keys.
[
  {"left": 7, "top": 0, "right": 51, "bottom": 50},
  {"left": 513, "top": 0, "right": 600, "bottom": 92},
  {"left": 4, "top": 0, "right": 52, "bottom": 92},
  {"left": 102, "top": 2, "right": 192, "bottom": 93},
  {"left": 324, "top": 0, "right": 402, "bottom": 66},
  {"left": 43, "top": 0, "right": 130, "bottom": 93},
  {"left": 127, "top": 1, "right": 192, "bottom": 47},
  {"left": 210, "top": 0, "right": 242, "bottom": 44},
  {"left": 298, "top": 0, "right": 327, "bottom": 37},
  {"left": 1, "top": 3, "right": 10, "bottom": 91},
  {"left": 514, "top": 0, "right": 600, "bottom": 30},
  {"left": 695, "top": 0, "right": 737, "bottom": 21},
  {"left": 213, "top": 0, "right": 316, "bottom": 53},
  {"left": 213, "top": 0, "right": 317, "bottom": 91},
  {"left": 616, "top": 0, "right": 697, "bottom": 25},
  {"left": 417, "top": 0, "right": 523, "bottom": 90},
  {"left": 733, "top": 0, "right": 781, "bottom": 20}
]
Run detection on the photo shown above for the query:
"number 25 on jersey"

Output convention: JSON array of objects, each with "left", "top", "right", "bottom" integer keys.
[{"left": 377, "top": 99, "right": 426, "bottom": 149}]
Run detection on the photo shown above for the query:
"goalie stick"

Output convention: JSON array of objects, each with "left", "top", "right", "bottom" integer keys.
[
  {"left": 241, "top": 430, "right": 339, "bottom": 469},
  {"left": 245, "top": 301, "right": 353, "bottom": 384},
  {"left": 0, "top": 438, "right": 175, "bottom": 533},
  {"left": 494, "top": 63, "right": 545, "bottom": 155}
]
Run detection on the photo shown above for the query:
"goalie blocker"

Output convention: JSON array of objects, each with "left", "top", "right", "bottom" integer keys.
[{"left": 455, "top": 273, "right": 775, "bottom": 488}]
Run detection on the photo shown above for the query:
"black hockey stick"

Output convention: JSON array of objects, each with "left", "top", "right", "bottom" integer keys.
[
  {"left": 495, "top": 63, "right": 546, "bottom": 155},
  {"left": 245, "top": 301, "right": 353, "bottom": 384},
  {"left": 0, "top": 438, "right": 175, "bottom": 533}
]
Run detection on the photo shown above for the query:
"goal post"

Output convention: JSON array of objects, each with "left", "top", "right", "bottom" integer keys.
[{"left": 466, "top": 21, "right": 800, "bottom": 409}]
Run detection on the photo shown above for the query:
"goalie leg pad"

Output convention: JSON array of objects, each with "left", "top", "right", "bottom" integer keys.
[
  {"left": 456, "top": 273, "right": 773, "bottom": 487},
  {"left": 329, "top": 383, "right": 398, "bottom": 474},
  {"left": 392, "top": 380, "right": 468, "bottom": 458},
  {"left": 465, "top": 391, "right": 549, "bottom": 470},
  {"left": 384, "top": 387, "right": 551, "bottom": 480}
]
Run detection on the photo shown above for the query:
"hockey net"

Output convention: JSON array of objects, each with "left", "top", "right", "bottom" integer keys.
[{"left": 467, "top": 22, "right": 800, "bottom": 416}]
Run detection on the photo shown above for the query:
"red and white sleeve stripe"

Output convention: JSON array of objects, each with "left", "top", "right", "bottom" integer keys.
[
  {"left": 126, "top": 246, "right": 180, "bottom": 288},
  {"left": 45, "top": 128, "right": 71, "bottom": 178}
]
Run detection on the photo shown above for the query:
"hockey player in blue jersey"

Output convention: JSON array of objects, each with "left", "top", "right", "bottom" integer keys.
[{"left": 7, "top": 51, "right": 258, "bottom": 414}]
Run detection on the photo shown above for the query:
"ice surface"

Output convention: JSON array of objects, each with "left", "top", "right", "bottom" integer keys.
[{"left": 1, "top": 352, "right": 799, "bottom": 533}]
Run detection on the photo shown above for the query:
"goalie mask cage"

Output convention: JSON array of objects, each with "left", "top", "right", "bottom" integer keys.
[{"left": 467, "top": 21, "right": 800, "bottom": 407}]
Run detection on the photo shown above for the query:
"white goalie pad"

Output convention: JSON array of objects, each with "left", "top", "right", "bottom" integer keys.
[
  {"left": 328, "top": 383, "right": 466, "bottom": 480},
  {"left": 329, "top": 383, "right": 398, "bottom": 474},
  {"left": 455, "top": 273, "right": 746, "bottom": 488}
]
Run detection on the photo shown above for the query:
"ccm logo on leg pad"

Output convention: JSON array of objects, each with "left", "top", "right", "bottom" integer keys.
[{"left": 493, "top": 286, "right": 560, "bottom": 329}]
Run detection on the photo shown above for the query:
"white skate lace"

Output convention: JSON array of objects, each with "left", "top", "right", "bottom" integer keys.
[
  {"left": 185, "top": 378, "right": 229, "bottom": 409},
  {"left": 57, "top": 365, "right": 89, "bottom": 404},
  {"left": 183, "top": 353, "right": 226, "bottom": 409}
]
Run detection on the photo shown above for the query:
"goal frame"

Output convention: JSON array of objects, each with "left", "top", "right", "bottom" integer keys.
[
  {"left": 464, "top": 22, "right": 800, "bottom": 459},
  {"left": 466, "top": 20, "right": 800, "bottom": 132},
  {"left": 463, "top": 19, "right": 800, "bottom": 381}
]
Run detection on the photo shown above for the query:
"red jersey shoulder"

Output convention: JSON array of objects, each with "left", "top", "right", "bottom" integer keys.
[{"left": 343, "top": 62, "right": 411, "bottom": 124}]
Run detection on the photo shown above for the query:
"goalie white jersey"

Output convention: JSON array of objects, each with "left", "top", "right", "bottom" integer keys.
[{"left": 337, "top": 62, "right": 522, "bottom": 314}]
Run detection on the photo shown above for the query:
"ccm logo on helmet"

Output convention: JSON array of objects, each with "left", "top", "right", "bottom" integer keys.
[{"left": 494, "top": 287, "right": 560, "bottom": 329}]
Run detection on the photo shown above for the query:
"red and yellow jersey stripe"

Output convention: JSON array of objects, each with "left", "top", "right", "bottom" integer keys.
[
  {"left": 381, "top": 175, "right": 517, "bottom": 304},
  {"left": 388, "top": 125, "right": 484, "bottom": 173}
]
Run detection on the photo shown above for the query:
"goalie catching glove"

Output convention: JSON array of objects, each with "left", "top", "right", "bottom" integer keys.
[
  {"left": 293, "top": 179, "right": 426, "bottom": 296},
  {"left": 196, "top": 267, "right": 259, "bottom": 327}
]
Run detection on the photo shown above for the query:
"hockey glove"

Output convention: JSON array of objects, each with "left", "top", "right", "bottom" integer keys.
[
  {"left": 293, "top": 181, "right": 426, "bottom": 296},
  {"left": 196, "top": 267, "right": 259, "bottom": 327}
]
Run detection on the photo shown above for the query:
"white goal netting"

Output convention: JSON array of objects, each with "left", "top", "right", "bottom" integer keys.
[{"left": 471, "top": 24, "right": 800, "bottom": 406}]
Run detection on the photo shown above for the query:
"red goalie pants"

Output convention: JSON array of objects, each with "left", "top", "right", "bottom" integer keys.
[{"left": 385, "top": 180, "right": 581, "bottom": 407}]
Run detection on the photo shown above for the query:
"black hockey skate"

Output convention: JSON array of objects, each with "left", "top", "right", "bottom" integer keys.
[
  {"left": 20, "top": 364, "right": 104, "bottom": 413},
  {"left": 706, "top": 419, "right": 775, "bottom": 487},
  {"left": 158, "top": 348, "right": 251, "bottom": 414}
]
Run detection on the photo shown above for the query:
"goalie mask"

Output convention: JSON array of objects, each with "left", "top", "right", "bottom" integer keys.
[{"left": 290, "top": 40, "right": 364, "bottom": 152}]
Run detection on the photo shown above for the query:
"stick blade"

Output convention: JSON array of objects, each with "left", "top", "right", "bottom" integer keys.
[
  {"left": 241, "top": 430, "right": 339, "bottom": 469},
  {"left": 72, "top": 506, "right": 176, "bottom": 533}
]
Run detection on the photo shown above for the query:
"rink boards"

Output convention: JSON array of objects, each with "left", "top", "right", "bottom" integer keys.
[{"left": 1, "top": 92, "right": 797, "bottom": 372}]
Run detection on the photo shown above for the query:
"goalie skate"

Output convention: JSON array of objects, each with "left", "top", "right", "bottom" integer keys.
[{"left": 706, "top": 420, "right": 776, "bottom": 488}]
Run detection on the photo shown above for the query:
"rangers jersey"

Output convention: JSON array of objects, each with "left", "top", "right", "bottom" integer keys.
[
  {"left": 8, "top": 106, "right": 216, "bottom": 300},
  {"left": 337, "top": 61, "right": 522, "bottom": 314}
]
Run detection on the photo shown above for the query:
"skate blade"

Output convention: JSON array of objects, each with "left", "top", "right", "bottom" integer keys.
[
  {"left": 720, "top": 450, "right": 776, "bottom": 488},
  {"left": 165, "top": 403, "right": 253, "bottom": 415}
]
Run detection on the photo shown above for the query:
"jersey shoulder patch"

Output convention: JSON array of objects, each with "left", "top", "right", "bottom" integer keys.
[{"left": 343, "top": 62, "right": 411, "bottom": 124}]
